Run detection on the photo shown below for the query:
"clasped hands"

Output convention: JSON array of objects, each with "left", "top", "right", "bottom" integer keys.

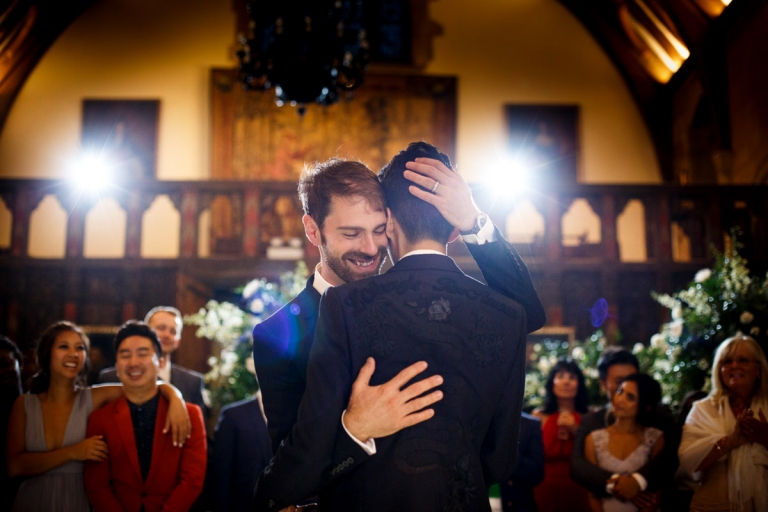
[
  {"left": 607, "top": 475, "right": 659, "bottom": 511},
  {"left": 735, "top": 408, "right": 768, "bottom": 447}
]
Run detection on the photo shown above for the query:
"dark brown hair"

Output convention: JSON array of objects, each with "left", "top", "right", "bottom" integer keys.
[
  {"left": 30, "top": 321, "right": 90, "bottom": 394},
  {"left": 114, "top": 321, "right": 162, "bottom": 357},
  {"left": 378, "top": 142, "right": 454, "bottom": 244},
  {"left": 298, "top": 159, "right": 386, "bottom": 229}
]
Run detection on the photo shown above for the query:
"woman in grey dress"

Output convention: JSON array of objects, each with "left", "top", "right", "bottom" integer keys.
[
  {"left": 584, "top": 373, "right": 665, "bottom": 512},
  {"left": 6, "top": 321, "right": 190, "bottom": 511}
]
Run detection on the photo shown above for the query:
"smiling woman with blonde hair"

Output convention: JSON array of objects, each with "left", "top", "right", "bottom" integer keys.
[{"left": 678, "top": 335, "right": 768, "bottom": 512}]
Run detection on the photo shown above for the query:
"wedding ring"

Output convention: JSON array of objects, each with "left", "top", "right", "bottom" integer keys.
[{"left": 431, "top": 181, "right": 440, "bottom": 194}]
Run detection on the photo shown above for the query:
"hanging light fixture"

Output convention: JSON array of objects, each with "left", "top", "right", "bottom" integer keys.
[{"left": 236, "top": 0, "right": 369, "bottom": 115}]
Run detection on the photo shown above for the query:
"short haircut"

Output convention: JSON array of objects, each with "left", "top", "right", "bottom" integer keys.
[
  {"left": 0, "top": 335, "right": 22, "bottom": 365},
  {"left": 114, "top": 321, "right": 163, "bottom": 357},
  {"left": 145, "top": 306, "right": 183, "bottom": 331},
  {"left": 378, "top": 142, "right": 455, "bottom": 245},
  {"left": 30, "top": 321, "right": 90, "bottom": 394},
  {"left": 298, "top": 158, "right": 386, "bottom": 229},
  {"left": 597, "top": 346, "right": 640, "bottom": 381},
  {"left": 617, "top": 373, "right": 661, "bottom": 426},
  {"left": 542, "top": 358, "right": 589, "bottom": 414}
]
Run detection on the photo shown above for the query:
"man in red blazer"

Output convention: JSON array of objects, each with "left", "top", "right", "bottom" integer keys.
[{"left": 84, "top": 321, "right": 206, "bottom": 512}]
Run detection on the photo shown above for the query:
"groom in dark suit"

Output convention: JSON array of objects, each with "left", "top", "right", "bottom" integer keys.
[
  {"left": 253, "top": 155, "right": 545, "bottom": 456},
  {"left": 255, "top": 142, "right": 531, "bottom": 511}
]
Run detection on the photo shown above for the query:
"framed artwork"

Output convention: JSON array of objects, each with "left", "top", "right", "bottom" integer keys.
[
  {"left": 211, "top": 70, "right": 456, "bottom": 180},
  {"left": 81, "top": 100, "right": 160, "bottom": 180},
  {"left": 504, "top": 104, "right": 580, "bottom": 184}
]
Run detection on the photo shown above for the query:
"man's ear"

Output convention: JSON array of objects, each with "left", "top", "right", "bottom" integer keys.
[
  {"left": 448, "top": 226, "right": 461, "bottom": 243},
  {"left": 303, "top": 214, "right": 322, "bottom": 247},
  {"left": 385, "top": 208, "right": 394, "bottom": 239},
  {"left": 158, "top": 355, "right": 167, "bottom": 369},
  {"left": 599, "top": 379, "right": 607, "bottom": 395}
]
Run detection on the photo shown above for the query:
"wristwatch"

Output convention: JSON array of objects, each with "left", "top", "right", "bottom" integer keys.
[{"left": 459, "top": 213, "right": 489, "bottom": 236}]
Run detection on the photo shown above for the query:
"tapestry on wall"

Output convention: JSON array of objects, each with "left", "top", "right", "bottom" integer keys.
[
  {"left": 210, "top": 69, "right": 457, "bottom": 180},
  {"left": 81, "top": 100, "right": 160, "bottom": 180},
  {"left": 504, "top": 104, "right": 579, "bottom": 184}
]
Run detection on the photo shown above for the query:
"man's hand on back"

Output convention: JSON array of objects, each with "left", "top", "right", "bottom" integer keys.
[{"left": 343, "top": 357, "right": 444, "bottom": 442}]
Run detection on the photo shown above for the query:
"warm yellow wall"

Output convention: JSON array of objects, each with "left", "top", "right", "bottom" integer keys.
[
  {"left": 0, "top": 0, "right": 660, "bottom": 258},
  {"left": 0, "top": 0, "right": 236, "bottom": 180},
  {"left": 0, "top": 0, "right": 660, "bottom": 184},
  {"left": 426, "top": 0, "right": 661, "bottom": 184}
]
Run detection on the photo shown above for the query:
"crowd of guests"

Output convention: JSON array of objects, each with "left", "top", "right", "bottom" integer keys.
[
  {"left": 0, "top": 307, "right": 273, "bottom": 512},
  {"left": 502, "top": 337, "right": 768, "bottom": 512},
  {"left": 2, "top": 309, "right": 768, "bottom": 512}
]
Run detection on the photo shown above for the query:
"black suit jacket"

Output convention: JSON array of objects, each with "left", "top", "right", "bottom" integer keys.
[
  {"left": 98, "top": 364, "right": 207, "bottom": 416},
  {"left": 253, "top": 231, "right": 545, "bottom": 452},
  {"left": 500, "top": 413, "right": 544, "bottom": 512},
  {"left": 252, "top": 275, "right": 321, "bottom": 454},
  {"left": 255, "top": 254, "right": 529, "bottom": 511},
  {"left": 570, "top": 405, "right": 675, "bottom": 497},
  {"left": 211, "top": 398, "right": 272, "bottom": 512}
]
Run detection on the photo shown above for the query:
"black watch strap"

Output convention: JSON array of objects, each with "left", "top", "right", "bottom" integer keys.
[{"left": 459, "top": 213, "right": 489, "bottom": 236}]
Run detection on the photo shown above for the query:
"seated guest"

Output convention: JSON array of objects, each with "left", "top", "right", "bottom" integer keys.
[
  {"left": 571, "top": 347, "right": 670, "bottom": 509},
  {"left": 100, "top": 307, "right": 207, "bottom": 415},
  {"left": 84, "top": 321, "right": 206, "bottom": 512},
  {"left": 585, "top": 373, "right": 665, "bottom": 512},
  {"left": 211, "top": 396, "right": 272, "bottom": 512},
  {"left": 678, "top": 335, "right": 768, "bottom": 512},
  {"left": 501, "top": 412, "right": 545, "bottom": 512},
  {"left": 533, "top": 359, "right": 591, "bottom": 512}
]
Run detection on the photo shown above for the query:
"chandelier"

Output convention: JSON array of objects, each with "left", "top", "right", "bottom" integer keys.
[{"left": 236, "top": 0, "right": 369, "bottom": 114}]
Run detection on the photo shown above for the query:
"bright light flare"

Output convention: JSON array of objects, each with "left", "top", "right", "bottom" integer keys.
[
  {"left": 70, "top": 153, "right": 113, "bottom": 193},
  {"left": 486, "top": 157, "right": 529, "bottom": 197}
]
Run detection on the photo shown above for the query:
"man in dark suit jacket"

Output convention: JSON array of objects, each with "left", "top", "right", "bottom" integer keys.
[
  {"left": 211, "top": 397, "right": 272, "bottom": 512},
  {"left": 500, "top": 413, "right": 544, "bottom": 512},
  {"left": 84, "top": 321, "right": 207, "bottom": 512},
  {"left": 254, "top": 142, "right": 533, "bottom": 511},
  {"left": 253, "top": 155, "right": 545, "bottom": 454},
  {"left": 100, "top": 306, "right": 207, "bottom": 415}
]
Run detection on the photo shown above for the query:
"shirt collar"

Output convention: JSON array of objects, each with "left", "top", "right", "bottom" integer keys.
[
  {"left": 158, "top": 361, "right": 171, "bottom": 383},
  {"left": 400, "top": 249, "right": 447, "bottom": 259},
  {"left": 312, "top": 263, "right": 334, "bottom": 295}
]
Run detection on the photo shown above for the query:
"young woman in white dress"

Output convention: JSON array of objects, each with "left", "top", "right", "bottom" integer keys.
[{"left": 584, "top": 373, "right": 665, "bottom": 512}]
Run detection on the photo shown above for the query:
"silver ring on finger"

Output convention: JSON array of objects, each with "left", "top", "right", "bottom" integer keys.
[{"left": 431, "top": 181, "right": 440, "bottom": 194}]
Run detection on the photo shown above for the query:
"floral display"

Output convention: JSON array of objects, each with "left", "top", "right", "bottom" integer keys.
[
  {"left": 184, "top": 262, "right": 307, "bottom": 412},
  {"left": 524, "top": 332, "right": 605, "bottom": 411},
  {"left": 524, "top": 233, "right": 768, "bottom": 412},
  {"left": 647, "top": 234, "right": 768, "bottom": 408}
]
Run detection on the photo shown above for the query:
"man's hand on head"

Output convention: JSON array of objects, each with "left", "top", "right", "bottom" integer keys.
[
  {"left": 343, "top": 357, "right": 444, "bottom": 442},
  {"left": 403, "top": 158, "right": 480, "bottom": 232}
]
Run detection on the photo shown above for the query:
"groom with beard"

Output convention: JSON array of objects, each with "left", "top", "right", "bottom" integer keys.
[{"left": 252, "top": 153, "right": 545, "bottom": 509}]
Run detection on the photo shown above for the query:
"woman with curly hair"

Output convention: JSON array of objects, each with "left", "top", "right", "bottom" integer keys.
[{"left": 533, "top": 358, "right": 591, "bottom": 512}]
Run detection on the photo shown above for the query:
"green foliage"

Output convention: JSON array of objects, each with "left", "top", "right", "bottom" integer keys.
[
  {"left": 184, "top": 262, "right": 308, "bottom": 412},
  {"left": 524, "top": 231, "right": 768, "bottom": 412}
]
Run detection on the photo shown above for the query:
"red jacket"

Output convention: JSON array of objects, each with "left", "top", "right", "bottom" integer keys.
[{"left": 84, "top": 395, "right": 207, "bottom": 512}]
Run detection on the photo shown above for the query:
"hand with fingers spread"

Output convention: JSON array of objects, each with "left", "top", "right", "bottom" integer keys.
[
  {"left": 404, "top": 157, "right": 481, "bottom": 232},
  {"left": 343, "top": 357, "right": 444, "bottom": 442}
]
